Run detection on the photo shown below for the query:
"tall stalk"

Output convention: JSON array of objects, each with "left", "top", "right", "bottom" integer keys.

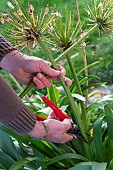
[
  {"left": 19, "top": 81, "right": 34, "bottom": 99},
  {"left": 66, "top": 54, "right": 92, "bottom": 160},
  {"left": 75, "top": 0, "right": 89, "bottom": 107},
  {"left": 66, "top": 54, "right": 86, "bottom": 130},
  {"left": 37, "top": 38, "right": 85, "bottom": 133}
]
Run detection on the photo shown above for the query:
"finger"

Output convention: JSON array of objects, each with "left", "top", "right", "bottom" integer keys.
[
  {"left": 58, "top": 65, "right": 66, "bottom": 77},
  {"left": 61, "top": 133, "right": 73, "bottom": 143},
  {"left": 36, "top": 73, "right": 52, "bottom": 88},
  {"left": 62, "top": 119, "right": 72, "bottom": 131},
  {"left": 64, "top": 77, "right": 72, "bottom": 86},
  {"left": 48, "top": 111, "right": 61, "bottom": 120},
  {"left": 48, "top": 111, "right": 56, "bottom": 119},
  {"left": 33, "top": 76, "right": 45, "bottom": 89},
  {"left": 49, "top": 76, "right": 72, "bottom": 86},
  {"left": 38, "top": 61, "right": 61, "bottom": 77}
]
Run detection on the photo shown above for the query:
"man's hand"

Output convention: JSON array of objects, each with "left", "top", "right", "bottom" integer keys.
[
  {"left": 28, "top": 110, "right": 73, "bottom": 143},
  {"left": 28, "top": 119, "right": 73, "bottom": 143},
  {"left": 0, "top": 50, "right": 72, "bottom": 88}
]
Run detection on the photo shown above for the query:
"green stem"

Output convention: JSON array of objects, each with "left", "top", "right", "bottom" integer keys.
[
  {"left": 66, "top": 54, "right": 86, "bottom": 130},
  {"left": 55, "top": 24, "right": 99, "bottom": 62},
  {"left": 37, "top": 38, "right": 85, "bottom": 136},
  {"left": 19, "top": 82, "right": 34, "bottom": 99}
]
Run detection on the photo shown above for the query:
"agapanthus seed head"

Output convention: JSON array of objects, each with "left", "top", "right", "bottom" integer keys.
[
  {"left": 48, "top": 9, "right": 79, "bottom": 52},
  {"left": 0, "top": 1, "right": 57, "bottom": 51},
  {"left": 85, "top": 0, "right": 113, "bottom": 35}
]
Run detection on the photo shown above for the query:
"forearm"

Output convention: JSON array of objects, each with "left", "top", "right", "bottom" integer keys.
[{"left": 0, "top": 75, "right": 36, "bottom": 134}]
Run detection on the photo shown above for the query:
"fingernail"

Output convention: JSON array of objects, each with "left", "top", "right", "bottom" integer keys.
[{"left": 37, "top": 73, "right": 42, "bottom": 78}]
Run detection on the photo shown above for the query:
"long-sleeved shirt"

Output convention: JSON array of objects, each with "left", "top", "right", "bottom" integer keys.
[{"left": 0, "top": 35, "right": 36, "bottom": 134}]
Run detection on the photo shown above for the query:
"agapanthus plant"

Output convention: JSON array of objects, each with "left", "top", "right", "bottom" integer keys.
[{"left": 1, "top": 0, "right": 113, "bottom": 169}]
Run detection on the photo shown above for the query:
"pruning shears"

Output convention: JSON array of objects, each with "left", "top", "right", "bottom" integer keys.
[{"left": 36, "top": 96, "right": 87, "bottom": 143}]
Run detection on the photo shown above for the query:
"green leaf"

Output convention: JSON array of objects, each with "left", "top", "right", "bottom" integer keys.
[
  {"left": 36, "top": 107, "right": 51, "bottom": 115},
  {"left": 68, "top": 162, "right": 92, "bottom": 170},
  {"left": 97, "top": 95, "right": 113, "bottom": 103},
  {"left": 104, "top": 105, "right": 113, "bottom": 139},
  {"left": 68, "top": 162, "right": 107, "bottom": 170},
  {"left": 60, "top": 96, "right": 68, "bottom": 106},
  {"left": 72, "top": 94, "right": 85, "bottom": 102},
  {"left": 0, "top": 125, "right": 57, "bottom": 158},
  {"left": 108, "top": 159, "right": 113, "bottom": 170},
  {"left": 0, "top": 128, "right": 20, "bottom": 161},
  {"left": 92, "top": 162, "right": 107, "bottom": 170},
  {"left": 9, "top": 157, "right": 47, "bottom": 170},
  {"left": 72, "top": 75, "right": 100, "bottom": 94},
  {"left": 77, "top": 61, "right": 100, "bottom": 76},
  {"left": 82, "top": 82, "right": 106, "bottom": 92},
  {"left": 68, "top": 165, "right": 91, "bottom": 170},
  {"left": 60, "top": 105, "right": 68, "bottom": 112},
  {"left": 43, "top": 153, "right": 88, "bottom": 168},
  {"left": 104, "top": 105, "right": 113, "bottom": 161},
  {"left": 0, "top": 150, "right": 15, "bottom": 169},
  {"left": 80, "top": 75, "right": 100, "bottom": 85},
  {"left": 47, "top": 85, "right": 60, "bottom": 105},
  {"left": 94, "top": 117, "right": 105, "bottom": 162}
]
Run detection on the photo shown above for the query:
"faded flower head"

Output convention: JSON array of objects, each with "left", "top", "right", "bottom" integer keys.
[
  {"left": 0, "top": 0, "right": 55, "bottom": 51},
  {"left": 85, "top": 0, "right": 113, "bottom": 35},
  {"left": 48, "top": 9, "right": 79, "bottom": 51}
]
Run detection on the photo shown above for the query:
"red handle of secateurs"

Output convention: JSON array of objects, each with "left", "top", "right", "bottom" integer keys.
[
  {"left": 41, "top": 96, "right": 70, "bottom": 121},
  {"left": 35, "top": 115, "right": 46, "bottom": 121},
  {"left": 35, "top": 96, "right": 70, "bottom": 121}
]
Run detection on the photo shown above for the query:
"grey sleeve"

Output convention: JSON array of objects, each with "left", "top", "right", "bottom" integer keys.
[
  {"left": 0, "top": 35, "right": 17, "bottom": 62},
  {"left": 0, "top": 75, "right": 36, "bottom": 134}
]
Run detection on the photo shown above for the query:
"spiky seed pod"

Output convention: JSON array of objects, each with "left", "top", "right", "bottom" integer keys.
[
  {"left": 0, "top": 1, "right": 55, "bottom": 51},
  {"left": 48, "top": 9, "right": 79, "bottom": 52},
  {"left": 85, "top": 0, "right": 113, "bottom": 35}
]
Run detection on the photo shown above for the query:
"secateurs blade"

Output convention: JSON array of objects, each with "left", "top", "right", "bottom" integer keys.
[{"left": 36, "top": 96, "right": 87, "bottom": 143}]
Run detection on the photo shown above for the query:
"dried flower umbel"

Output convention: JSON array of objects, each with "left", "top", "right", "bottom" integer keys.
[
  {"left": 85, "top": 0, "right": 113, "bottom": 35},
  {"left": 0, "top": 0, "right": 54, "bottom": 51},
  {"left": 48, "top": 10, "right": 79, "bottom": 51}
]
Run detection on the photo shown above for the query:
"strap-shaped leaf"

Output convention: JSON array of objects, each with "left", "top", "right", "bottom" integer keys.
[
  {"left": 108, "top": 159, "right": 113, "bottom": 170},
  {"left": 92, "top": 162, "right": 107, "bottom": 170},
  {"left": 47, "top": 85, "right": 60, "bottom": 105},
  {"left": 0, "top": 128, "right": 20, "bottom": 161},
  {"left": 104, "top": 105, "right": 113, "bottom": 161},
  {"left": 68, "top": 161, "right": 107, "bottom": 170},
  {"left": 68, "top": 162, "right": 92, "bottom": 170},
  {"left": 43, "top": 153, "right": 88, "bottom": 168},
  {"left": 104, "top": 105, "right": 113, "bottom": 139},
  {"left": 9, "top": 157, "right": 47, "bottom": 170},
  {"left": 94, "top": 117, "right": 105, "bottom": 162},
  {"left": 0, "top": 151, "right": 15, "bottom": 169}
]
